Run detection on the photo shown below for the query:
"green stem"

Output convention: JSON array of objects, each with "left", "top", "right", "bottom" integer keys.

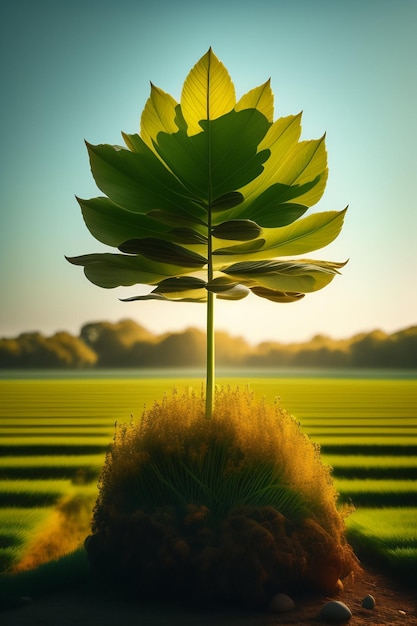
[
  {"left": 205, "top": 49, "right": 214, "bottom": 419},
  {"left": 206, "top": 288, "right": 215, "bottom": 418},
  {"left": 206, "top": 161, "right": 214, "bottom": 418}
]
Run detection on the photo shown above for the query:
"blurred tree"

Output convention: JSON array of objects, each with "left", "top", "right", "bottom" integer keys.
[
  {"left": 80, "top": 319, "right": 154, "bottom": 367},
  {"left": 0, "top": 331, "right": 97, "bottom": 368}
]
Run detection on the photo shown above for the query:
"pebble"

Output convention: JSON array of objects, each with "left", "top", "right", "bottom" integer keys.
[
  {"left": 319, "top": 600, "right": 352, "bottom": 622},
  {"left": 361, "top": 594, "right": 376, "bottom": 609},
  {"left": 269, "top": 592, "right": 295, "bottom": 612}
]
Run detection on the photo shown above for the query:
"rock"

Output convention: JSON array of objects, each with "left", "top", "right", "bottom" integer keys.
[
  {"left": 269, "top": 592, "right": 295, "bottom": 612},
  {"left": 19, "top": 596, "right": 32, "bottom": 605},
  {"left": 319, "top": 600, "right": 352, "bottom": 622},
  {"left": 361, "top": 594, "right": 376, "bottom": 609}
]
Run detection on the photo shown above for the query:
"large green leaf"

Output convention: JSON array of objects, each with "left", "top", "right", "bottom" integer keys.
[
  {"left": 213, "top": 209, "right": 347, "bottom": 262},
  {"left": 66, "top": 253, "right": 197, "bottom": 288},
  {"left": 118, "top": 238, "right": 207, "bottom": 267},
  {"left": 224, "top": 259, "right": 345, "bottom": 293},
  {"left": 153, "top": 110, "right": 270, "bottom": 201},
  {"left": 256, "top": 208, "right": 347, "bottom": 257},
  {"left": 77, "top": 196, "right": 171, "bottom": 246},
  {"left": 86, "top": 141, "right": 206, "bottom": 222},
  {"left": 222, "top": 181, "right": 315, "bottom": 227},
  {"left": 121, "top": 275, "right": 209, "bottom": 302}
]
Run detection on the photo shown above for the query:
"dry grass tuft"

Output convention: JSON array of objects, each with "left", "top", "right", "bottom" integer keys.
[
  {"left": 87, "top": 387, "right": 358, "bottom": 606},
  {"left": 13, "top": 493, "right": 94, "bottom": 573}
]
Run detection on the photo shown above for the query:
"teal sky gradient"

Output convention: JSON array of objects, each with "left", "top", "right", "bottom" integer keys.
[{"left": 1, "top": 0, "right": 416, "bottom": 344}]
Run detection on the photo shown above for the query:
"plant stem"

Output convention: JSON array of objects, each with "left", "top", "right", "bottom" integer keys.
[
  {"left": 206, "top": 288, "right": 215, "bottom": 418},
  {"left": 205, "top": 49, "right": 214, "bottom": 419},
  {"left": 206, "top": 171, "right": 215, "bottom": 418}
]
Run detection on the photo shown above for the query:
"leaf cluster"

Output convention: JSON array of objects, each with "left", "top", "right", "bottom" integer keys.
[{"left": 68, "top": 49, "right": 346, "bottom": 305}]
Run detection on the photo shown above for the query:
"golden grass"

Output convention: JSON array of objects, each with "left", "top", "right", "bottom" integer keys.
[
  {"left": 86, "top": 387, "right": 358, "bottom": 605},
  {"left": 98, "top": 386, "right": 348, "bottom": 535},
  {"left": 12, "top": 493, "right": 95, "bottom": 573}
]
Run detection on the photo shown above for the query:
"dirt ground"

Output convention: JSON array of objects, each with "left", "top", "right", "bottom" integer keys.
[{"left": 1, "top": 565, "right": 415, "bottom": 626}]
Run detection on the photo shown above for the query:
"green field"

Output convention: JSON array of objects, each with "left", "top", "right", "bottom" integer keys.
[{"left": 0, "top": 376, "right": 416, "bottom": 583}]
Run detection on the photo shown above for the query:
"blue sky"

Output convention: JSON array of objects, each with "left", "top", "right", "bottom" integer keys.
[{"left": 1, "top": 0, "right": 416, "bottom": 344}]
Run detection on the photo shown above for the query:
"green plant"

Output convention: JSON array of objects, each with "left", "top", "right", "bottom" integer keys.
[
  {"left": 64, "top": 50, "right": 356, "bottom": 604},
  {"left": 67, "top": 49, "right": 347, "bottom": 417}
]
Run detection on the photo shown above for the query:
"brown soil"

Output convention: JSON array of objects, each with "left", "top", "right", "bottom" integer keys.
[{"left": 1, "top": 566, "right": 415, "bottom": 626}]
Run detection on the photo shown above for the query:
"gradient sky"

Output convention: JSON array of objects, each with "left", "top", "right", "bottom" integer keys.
[{"left": 1, "top": 0, "right": 416, "bottom": 345}]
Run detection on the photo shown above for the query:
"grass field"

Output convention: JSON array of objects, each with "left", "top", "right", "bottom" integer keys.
[{"left": 0, "top": 375, "right": 416, "bottom": 586}]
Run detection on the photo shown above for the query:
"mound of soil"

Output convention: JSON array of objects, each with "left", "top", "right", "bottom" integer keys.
[
  {"left": 86, "top": 505, "right": 357, "bottom": 606},
  {"left": 1, "top": 565, "right": 415, "bottom": 626}
]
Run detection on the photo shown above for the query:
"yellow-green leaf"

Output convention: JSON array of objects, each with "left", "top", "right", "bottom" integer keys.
[
  {"left": 181, "top": 48, "right": 236, "bottom": 135},
  {"left": 259, "top": 208, "right": 347, "bottom": 257},
  {"left": 242, "top": 132, "right": 327, "bottom": 210},
  {"left": 270, "top": 137, "right": 328, "bottom": 206},
  {"left": 235, "top": 114, "right": 303, "bottom": 207},
  {"left": 140, "top": 84, "right": 178, "bottom": 151},
  {"left": 235, "top": 80, "right": 274, "bottom": 122},
  {"left": 153, "top": 276, "right": 207, "bottom": 300},
  {"left": 250, "top": 287, "right": 305, "bottom": 303},
  {"left": 224, "top": 259, "right": 344, "bottom": 293},
  {"left": 206, "top": 277, "right": 238, "bottom": 292},
  {"left": 213, "top": 209, "right": 347, "bottom": 265},
  {"left": 217, "top": 284, "right": 250, "bottom": 300}
]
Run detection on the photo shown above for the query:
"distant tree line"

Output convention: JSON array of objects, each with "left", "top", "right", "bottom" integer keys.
[{"left": 1, "top": 319, "right": 416, "bottom": 369}]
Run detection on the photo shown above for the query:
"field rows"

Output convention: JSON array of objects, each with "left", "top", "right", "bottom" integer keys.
[
  {"left": 0, "top": 377, "right": 416, "bottom": 578},
  {"left": 1, "top": 378, "right": 416, "bottom": 415},
  {"left": 2, "top": 426, "right": 417, "bottom": 436}
]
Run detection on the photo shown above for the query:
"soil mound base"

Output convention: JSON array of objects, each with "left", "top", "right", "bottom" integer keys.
[{"left": 1, "top": 566, "right": 415, "bottom": 626}]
